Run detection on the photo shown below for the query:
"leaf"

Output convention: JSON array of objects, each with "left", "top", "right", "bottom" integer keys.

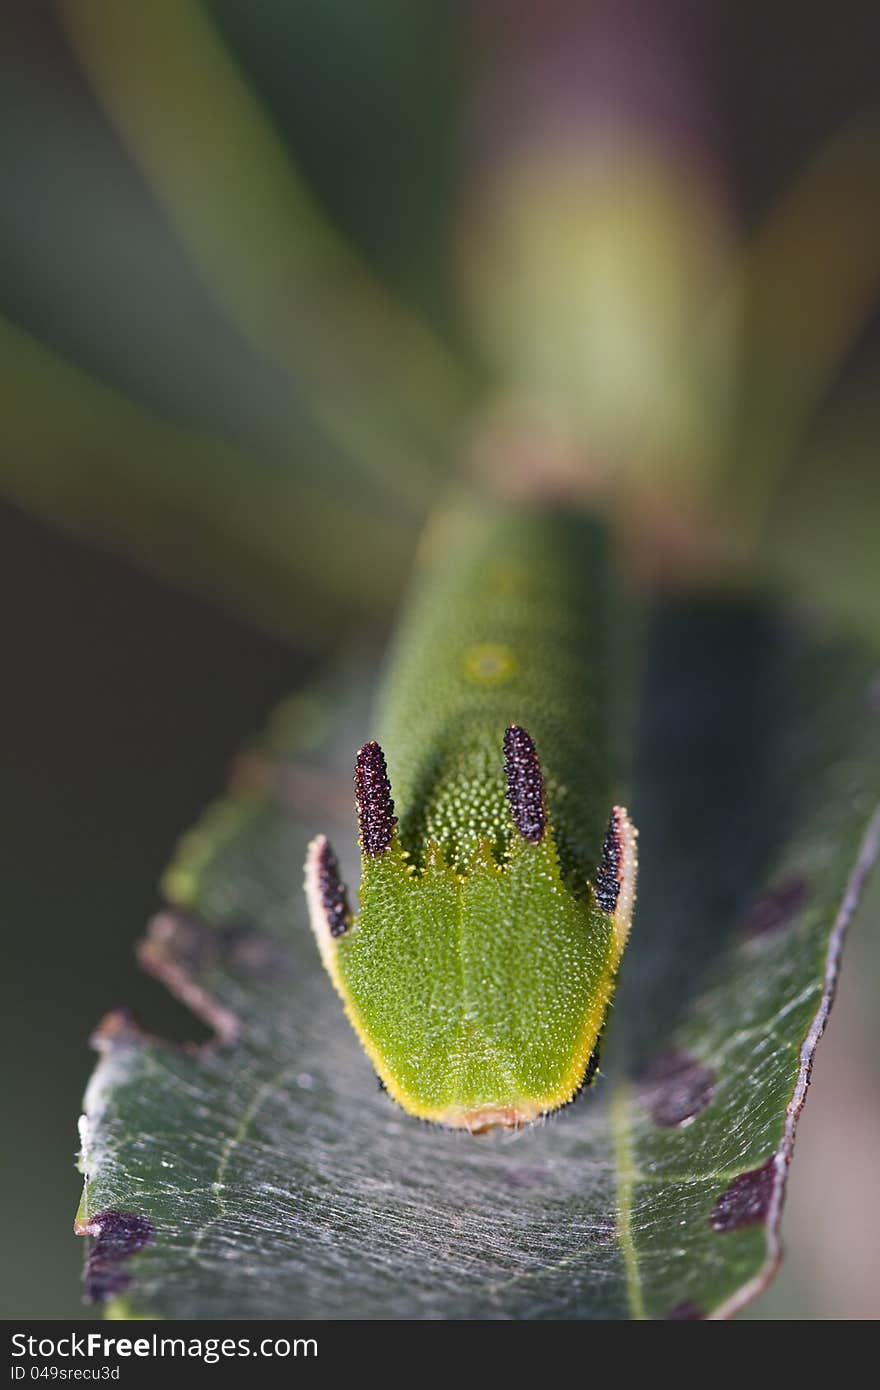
[
  {"left": 75, "top": 603, "right": 880, "bottom": 1319},
  {"left": 716, "top": 120, "right": 880, "bottom": 539},
  {"left": 759, "top": 371, "right": 880, "bottom": 642},
  {"left": 57, "top": 0, "right": 469, "bottom": 508},
  {"left": 0, "top": 316, "right": 415, "bottom": 651}
]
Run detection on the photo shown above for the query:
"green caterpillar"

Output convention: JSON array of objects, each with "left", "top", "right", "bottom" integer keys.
[{"left": 305, "top": 500, "right": 637, "bottom": 1132}]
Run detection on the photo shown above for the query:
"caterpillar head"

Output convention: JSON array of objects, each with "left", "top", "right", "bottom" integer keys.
[{"left": 305, "top": 726, "right": 637, "bottom": 1132}]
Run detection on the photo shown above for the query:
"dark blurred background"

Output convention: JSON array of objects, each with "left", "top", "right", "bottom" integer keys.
[{"left": 1, "top": 0, "right": 879, "bottom": 1318}]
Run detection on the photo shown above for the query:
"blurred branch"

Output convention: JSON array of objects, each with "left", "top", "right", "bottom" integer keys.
[
  {"left": 0, "top": 315, "right": 413, "bottom": 648},
  {"left": 718, "top": 120, "right": 880, "bottom": 542},
  {"left": 459, "top": 0, "right": 736, "bottom": 504},
  {"left": 56, "top": 0, "right": 471, "bottom": 508}
]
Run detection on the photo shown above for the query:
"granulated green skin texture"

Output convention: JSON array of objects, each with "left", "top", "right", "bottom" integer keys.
[
  {"left": 378, "top": 505, "right": 614, "bottom": 878},
  {"left": 315, "top": 503, "right": 631, "bottom": 1126}
]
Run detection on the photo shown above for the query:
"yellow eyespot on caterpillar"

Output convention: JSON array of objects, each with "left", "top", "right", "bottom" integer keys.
[
  {"left": 463, "top": 642, "right": 519, "bottom": 685},
  {"left": 305, "top": 502, "right": 638, "bottom": 1133}
]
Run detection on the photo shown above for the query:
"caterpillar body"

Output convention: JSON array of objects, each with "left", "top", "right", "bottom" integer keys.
[{"left": 306, "top": 502, "right": 637, "bottom": 1133}]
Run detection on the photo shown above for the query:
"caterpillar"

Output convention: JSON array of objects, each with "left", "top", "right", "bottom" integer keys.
[{"left": 305, "top": 500, "right": 637, "bottom": 1133}]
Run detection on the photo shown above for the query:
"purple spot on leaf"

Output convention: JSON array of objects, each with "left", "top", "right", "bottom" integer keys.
[
  {"left": 638, "top": 1049, "right": 716, "bottom": 1127},
  {"left": 741, "top": 877, "right": 809, "bottom": 938},
  {"left": 666, "top": 1300, "right": 705, "bottom": 1320},
  {"left": 220, "top": 924, "right": 290, "bottom": 977},
  {"left": 709, "top": 1157, "right": 776, "bottom": 1233},
  {"left": 83, "top": 1209, "right": 155, "bottom": 1303},
  {"left": 584, "top": 1220, "right": 617, "bottom": 1247},
  {"left": 501, "top": 1164, "right": 554, "bottom": 1192}
]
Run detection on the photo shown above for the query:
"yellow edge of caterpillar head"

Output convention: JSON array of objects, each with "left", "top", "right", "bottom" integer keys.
[{"left": 304, "top": 810, "right": 637, "bottom": 1134}]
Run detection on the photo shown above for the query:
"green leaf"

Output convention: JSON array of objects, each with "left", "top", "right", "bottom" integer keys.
[
  {"left": 0, "top": 317, "right": 415, "bottom": 652},
  {"left": 75, "top": 603, "right": 880, "bottom": 1319},
  {"left": 718, "top": 120, "right": 880, "bottom": 541},
  {"left": 58, "top": 0, "right": 469, "bottom": 508}
]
